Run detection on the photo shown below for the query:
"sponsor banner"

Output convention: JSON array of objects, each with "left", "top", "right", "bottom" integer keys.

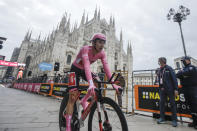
[
  {"left": 27, "top": 84, "right": 33, "bottom": 92},
  {"left": 52, "top": 84, "right": 88, "bottom": 97},
  {"left": 20, "top": 83, "right": 24, "bottom": 89},
  {"left": 52, "top": 84, "right": 68, "bottom": 97},
  {"left": 23, "top": 83, "right": 28, "bottom": 90},
  {"left": 33, "top": 83, "right": 41, "bottom": 93},
  {"left": 134, "top": 85, "right": 191, "bottom": 117},
  {"left": 17, "top": 83, "right": 20, "bottom": 89},
  {"left": 68, "top": 72, "right": 76, "bottom": 86},
  {"left": 40, "top": 84, "right": 52, "bottom": 94},
  {"left": 0, "top": 60, "right": 18, "bottom": 67},
  {"left": 38, "top": 62, "right": 53, "bottom": 71},
  {"left": 18, "top": 63, "right": 26, "bottom": 67}
]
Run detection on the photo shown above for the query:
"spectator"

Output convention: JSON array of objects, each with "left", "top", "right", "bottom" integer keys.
[
  {"left": 156, "top": 57, "right": 178, "bottom": 127},
  {"left": 176, "top": 56, "right": 197, "bottom": 129}
]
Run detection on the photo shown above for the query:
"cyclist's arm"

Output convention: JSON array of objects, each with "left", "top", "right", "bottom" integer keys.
[
  {"left": 101, "top": 52, "right": 112, "bottom": 80},
  {"left": 81, "top": 47, "right": 94, "bottom": 85}
]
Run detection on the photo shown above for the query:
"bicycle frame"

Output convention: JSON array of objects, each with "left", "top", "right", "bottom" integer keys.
[{"left": 64, "top": 72, "right": 122, "bottom": 131}]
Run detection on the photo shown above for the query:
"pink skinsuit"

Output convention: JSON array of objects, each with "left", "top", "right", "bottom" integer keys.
[
  {"left": 73, "top": 46, "right": 112, "bottom": 83},
  {"left": 65, "top": 46, "right": 113, "bottom": 131}
]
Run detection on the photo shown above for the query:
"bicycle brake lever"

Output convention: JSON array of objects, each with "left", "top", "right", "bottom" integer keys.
[
  {"left": 108, "top": 73, "right": 115, "bottom": 83},
  {"left": 114, "top": 73, "right": 121, "bottom": 83},
  {"left": 118, "top": 88, "right": 123, "bottom": 94}
]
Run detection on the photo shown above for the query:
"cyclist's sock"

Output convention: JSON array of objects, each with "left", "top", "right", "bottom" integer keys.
[
  {"left": 81, "top": 101, "right": 89, "bottom": 110},
  {"left": 65, "top": 114, "right": 72, "bottom": 131}
]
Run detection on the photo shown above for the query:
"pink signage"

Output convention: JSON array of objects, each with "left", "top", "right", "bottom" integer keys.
[
  {"left": 0, "top": 60, "right": 18, "bottom": 67},
  {"left": 33, "top": 83, "right": 41, "bottom": 93}
]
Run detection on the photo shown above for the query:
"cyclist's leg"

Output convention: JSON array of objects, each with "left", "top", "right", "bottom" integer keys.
[
  {"left": 64, "top": 65, "right": 81, "bottom": 131},
  {"left": 80, "top": 72, "right": 99, "bottom": 110},
  {"left": 65, "top": 89, "right": 78, "bottom": 131}
]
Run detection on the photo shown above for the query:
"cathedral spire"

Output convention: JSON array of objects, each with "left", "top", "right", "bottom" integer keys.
[
  {"left": 80, "top": 11, "right": 85, "bottom": 25},
  {"left": 86, "top": 14, "right": 89, "bottom": 24},
  {"left": 94, "top": 6, "right": 97, "bottom": 19},
  {"left": 129, "top": 42, "right": 133, "bottom": 55},
  {"left": 113, "top": 16, "right": 115, "bottom": 27},
  {"left": 120, "top": 29, "right": 123, "bottom": 42},
  {"left": 110, "top": 15, "right": 112, "bottom": 25},
  {"left": 24, "top": 29, "right": 29, "bottom": 41},
  {"left": 59, "top": 13, "right": 67, "bottom": 30},
  {"left": 43, "top": 37, "right": 46, "bottom": 44},
  {"left": 47, "top": 33, "right": 50, "bottom": 42},
  {"left": 98, "top": 8, "right": 100, "bottom": 20},
  {"left": 65, "top": 14, "right": 71, "bottom": 32},
  {"left": 74, "top": 21, "right": 77, "bottom": 30},
  {"left": 28, "top": 30, "right": 32, "bottom": 41},
  {"left": 127, "top": 41, "right": 130, "bottom": 54},
  {"left": 38, "top": 32, "right": 41, "bottom": 40}
]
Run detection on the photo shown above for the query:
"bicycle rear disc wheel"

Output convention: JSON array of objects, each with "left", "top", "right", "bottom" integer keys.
[{"left": 88, "top": 97, "right": 128, "bottom": 131}]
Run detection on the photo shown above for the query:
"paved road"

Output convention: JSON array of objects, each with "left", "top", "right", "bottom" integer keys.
[{"left": 0, "top": 84, "right": 194, "bottom": 131}]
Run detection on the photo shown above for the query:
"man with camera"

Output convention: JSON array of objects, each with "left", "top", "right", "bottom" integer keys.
[{"left": 176, "top": 56, "right": 197, "bottom": 129}]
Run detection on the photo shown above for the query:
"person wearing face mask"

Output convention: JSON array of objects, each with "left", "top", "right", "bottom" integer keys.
[
  {"left": 157, "top": 57, "right": 178, "bottom": 127},
  {"left": 176, "top": 56, "right": 197, "bottom": 129}
]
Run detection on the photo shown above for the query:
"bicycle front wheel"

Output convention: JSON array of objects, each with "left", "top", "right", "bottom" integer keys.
[{"left": 88, "top": 97, "right": 128, "bottom": 131}]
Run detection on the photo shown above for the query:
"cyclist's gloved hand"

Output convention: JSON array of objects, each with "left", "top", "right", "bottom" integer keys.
[
  {"left": 88, "top": 80, "right": 96, "bottom": 96},
  {"left": 112, "top": 84, "right": 122, "bottom": 94},
  {"left": 88, "top": 85, "right": 96, "bottom": 95}
]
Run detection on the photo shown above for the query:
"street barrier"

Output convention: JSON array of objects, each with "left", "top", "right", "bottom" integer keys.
[
  {"left": 51, "top": 83, "right": 68, "bottom": 97},
  {"left": 134, "top": 85, "right": 191, "bottom": 118},
  {"left": 13, "top": 83, "right": 41, "bottom": 93},
  {"left": 39, "top": 83, "right": 52, "bottom": 95},
  {"left": 13, "top": 82, "right": 88, "bottom": 98}
]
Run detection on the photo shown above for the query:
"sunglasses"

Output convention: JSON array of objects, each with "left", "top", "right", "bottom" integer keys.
[{"left": 95, "top": 39, "right": 106, "bottom": 44}]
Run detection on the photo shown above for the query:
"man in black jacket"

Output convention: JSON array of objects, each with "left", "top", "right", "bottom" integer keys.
[
  {"left": 176, "top": 56, "right": 197, "bottom": 129},
  {"left": 157, "top": 57, "right": 178, "bottom": 127}
]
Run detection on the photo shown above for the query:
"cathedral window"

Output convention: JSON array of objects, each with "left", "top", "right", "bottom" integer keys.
[
  {"left": 115, "top": 52, "right": 118, "bottom": 60},
  {"left": 66, "top": 55, "right": 72, "bottom": 65},
  {"left": 115, "top": 65, "right": 117, "bottom": 71}
]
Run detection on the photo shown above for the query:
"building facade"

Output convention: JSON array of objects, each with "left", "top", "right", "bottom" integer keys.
[
  {"left": 4, "top": 48, "right": 20, "bottom": 78},
  {"left": 0, "top": 66, "right": 7, "bottom": 79},
  {"left": 12, "top": 9, "right": 133, "bottom": 86},
  {"left": 133, "top": 72, "right": 157, "bottom": 86}
]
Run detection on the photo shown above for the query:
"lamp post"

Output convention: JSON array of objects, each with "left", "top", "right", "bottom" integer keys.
[{"left": 167, "top": 5, "right": 190, "bottom": 57}]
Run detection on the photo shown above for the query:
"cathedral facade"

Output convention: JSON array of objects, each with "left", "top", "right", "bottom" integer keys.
[{"left": 13, "top": 9, "right": 133, "bottom": 81}]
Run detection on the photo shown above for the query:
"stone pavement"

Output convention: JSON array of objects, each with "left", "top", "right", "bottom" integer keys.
[{"left": 0, "top": 84, "right": 194, "bottom": 131}]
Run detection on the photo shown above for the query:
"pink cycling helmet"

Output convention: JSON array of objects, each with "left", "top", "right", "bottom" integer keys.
[{"left": 90, "top": 33, "right": 106, "bottom": 42}]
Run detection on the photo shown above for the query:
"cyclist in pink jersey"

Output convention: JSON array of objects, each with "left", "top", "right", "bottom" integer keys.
[{"left": 64, "top": 33, "right": 122, "bottom": 131}]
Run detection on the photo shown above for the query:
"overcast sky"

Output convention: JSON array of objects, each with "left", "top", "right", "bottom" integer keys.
[{"left": 0, "top": 0, "right": 197, "bottom": 70}]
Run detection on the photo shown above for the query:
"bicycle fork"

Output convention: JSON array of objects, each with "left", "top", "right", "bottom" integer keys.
[
  {"left": 97, "top": 101, "right": 103, "bottom": 131},
  {"left": 98, "top": 102, "right": 112, "bottom": 131}
]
